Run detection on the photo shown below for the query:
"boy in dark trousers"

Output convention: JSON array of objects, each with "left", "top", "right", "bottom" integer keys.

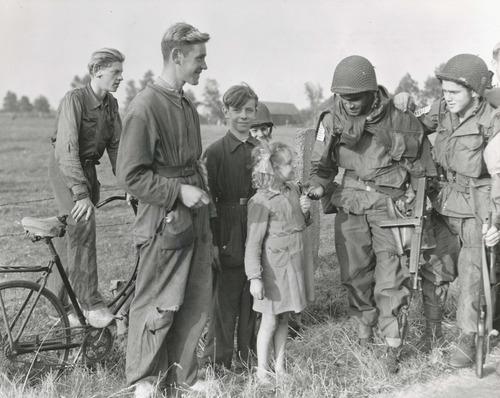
[{"left": 202, "top": 84, "right": 259, "bottom": 369}]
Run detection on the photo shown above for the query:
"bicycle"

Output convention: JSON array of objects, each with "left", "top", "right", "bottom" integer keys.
[{"left": 0, "top": 194, "right": 137, "bottom": 381}]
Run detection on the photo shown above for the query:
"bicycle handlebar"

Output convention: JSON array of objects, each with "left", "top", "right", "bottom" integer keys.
[{"left": 96, "top": 194, "right": 138, "bottom": 215}]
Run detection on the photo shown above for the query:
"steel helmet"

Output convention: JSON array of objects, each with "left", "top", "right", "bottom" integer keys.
[
  {"left": 251, "top": 103, "right": 274, "bottom": 127},
  {"left": 331, "top": 55, "right": 378, "bottom": 94},
  {"left": 436, "top": 54, "right": 492, "bottom": 96}
]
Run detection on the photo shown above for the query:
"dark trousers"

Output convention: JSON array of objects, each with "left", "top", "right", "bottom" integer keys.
[{"left": 202, "top": 266, "right": 257, "bottom": 368}]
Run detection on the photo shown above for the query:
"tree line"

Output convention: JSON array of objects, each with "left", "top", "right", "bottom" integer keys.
[
  {"left": 1, "top": 63, "right": 444, "bottom": 122},
  {"left": 2, "top": 91, "right": 51, "bottom": 115}
]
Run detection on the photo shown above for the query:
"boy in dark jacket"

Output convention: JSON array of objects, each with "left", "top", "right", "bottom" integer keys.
[{"left": 202, "top": 84, "right": 260, "bottom": 369}]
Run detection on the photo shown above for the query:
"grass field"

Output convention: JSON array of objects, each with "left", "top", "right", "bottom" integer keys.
[{"left": 0, "top": 115, "right": 461, "bottom": 397}]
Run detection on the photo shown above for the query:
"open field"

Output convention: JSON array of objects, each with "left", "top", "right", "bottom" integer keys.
[{"left": 0, "top": 115, "right": 498, "bottom": 397}]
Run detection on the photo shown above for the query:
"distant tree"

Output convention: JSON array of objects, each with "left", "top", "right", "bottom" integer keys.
[
  {"left": 18, "top": 96, "right": 33, "bottom": 113},
  {"left": 70, "top": 74, "right": 91, "bottom": 89},
  {"left": 302, "top": 82, "right": 324, "bottom": 124},
  {"left": 124, "top": 80, "right": 138, "bottom": 110},
  {"left": 202, "top": 78, "right": 224, "bottom": 124},
  {"left": 33, "top": 95, "right": 51, "bottom": 114},
  {"left": 305, "top": 82, "right": 324, "bottom": 112},
  {"left": 394, "top": 73, "right": 420, "bottom": 97},
  {"left": 420, "top": 63, "right": 446, "bottom": 106},
  {"left": 3, "top": 91, "right": 19, "bottom": 112},
  {"left": 139, "top": 70, "right": 155, "bottom": 90}
]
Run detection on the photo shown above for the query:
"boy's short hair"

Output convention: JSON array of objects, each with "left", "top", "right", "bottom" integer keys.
[
  {"left": 161, "top": 22, "right": 210, "bottom": 62},
  {"left": 222, "top": 84, "right": 258, "bottom": 109}
]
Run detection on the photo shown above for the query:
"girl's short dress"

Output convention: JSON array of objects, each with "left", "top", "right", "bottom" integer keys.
[{"left": 244, "top": 183, "right": 312, "bottom": 315}]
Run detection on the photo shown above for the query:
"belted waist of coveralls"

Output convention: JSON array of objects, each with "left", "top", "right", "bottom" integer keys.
[
  {"left": 343, "top": 169, "right": 406, "bottom": 198},
  {"left": 215, "top": 198, "right": 249, "bottom": 206},
  {"left": 156, "top": 164, "right": 196, "bottom": 178}
]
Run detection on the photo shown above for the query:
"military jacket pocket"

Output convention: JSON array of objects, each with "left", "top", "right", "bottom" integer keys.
[
  {"left": 450, "top": 133, "right": 485, "bottom": 178},
  {"left": 159, "top": 204, "right": 194, "bottom": 250},
  {"left": 389, "top": 131, "right": 421, "bottom": 160},
  {"left": 80, "top": 112, "right": 98, "bottom": 143}
]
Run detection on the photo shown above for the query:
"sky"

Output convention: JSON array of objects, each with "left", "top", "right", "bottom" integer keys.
[{"left": 1, "top": 0, "right": 500, "bottom": 110}]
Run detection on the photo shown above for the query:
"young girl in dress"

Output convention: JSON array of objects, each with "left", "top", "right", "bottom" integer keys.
[{"left": 244, "top": 141, "right": 312, "bottom": 382}]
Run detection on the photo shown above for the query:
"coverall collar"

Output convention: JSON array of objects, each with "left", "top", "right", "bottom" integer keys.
[
  {"left": 153, "top": 77, "right": 186, "bottom": 109},
  {"left": 225, "top": 131, "right": 259, "bottom": 153},
  {"left": 83, "top": 84, "right": 105, "bottom": 110}
]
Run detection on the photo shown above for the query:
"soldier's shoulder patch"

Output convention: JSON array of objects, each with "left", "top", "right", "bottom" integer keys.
[
  {"left": 316, "top": 123, "right": 326, "bottom": 142},
  {"left": 414, "top": 105, "right": 431, "bottom": 117}
]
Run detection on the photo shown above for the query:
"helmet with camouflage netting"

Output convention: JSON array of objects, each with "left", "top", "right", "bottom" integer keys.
[
  {"left": 251, "top": 103, "right": 274, "bottom": 127},
  {"left": 331, "top": 55, "right": 378, "bottom": 94},
  {"left": 436, "top": 54, "right": 492, "bottom": 95}
]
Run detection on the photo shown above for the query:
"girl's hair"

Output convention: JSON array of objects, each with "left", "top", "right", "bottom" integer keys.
[
  {"left": 87, "top": 48, "right": 125, "bottom": 76},
  {"left": 251, "top": 141, "right": 295, "bottom": 190}
]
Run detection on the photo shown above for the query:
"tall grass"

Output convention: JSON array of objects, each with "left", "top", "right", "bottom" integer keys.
[{"left": 0, "top": 116, "right": 462, "bottom": 397}]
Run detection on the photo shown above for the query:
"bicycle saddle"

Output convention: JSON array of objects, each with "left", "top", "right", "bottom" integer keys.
[{"left": 21, "top": 215, "right": 67, "bottom": 239}]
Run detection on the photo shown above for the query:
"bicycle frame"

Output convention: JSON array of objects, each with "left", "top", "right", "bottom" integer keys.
[{"left": 0, "top": 194, "right": 138, "bottom": 362}]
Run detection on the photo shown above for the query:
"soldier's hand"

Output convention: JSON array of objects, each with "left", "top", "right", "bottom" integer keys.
[
  {"left": 483, "top": 224, "right": 500, "bottom": 247},
  {"left": 300, "top": 194, "right": 312, "bottom": 213},
  {"left": 250, "top": 278, "right": 264, "bottom": 300},
  {"left": 393, "top": 92, "right": 412, "bottom": 113},
  {"left": 71, "top": 197, "right": 94, "bottom": 222},
  {"left": 179, "top": 184, "right": 210, "bottom": 208},
  {"left": 307, "top": 185, "right": 325, "bottom": 200}
]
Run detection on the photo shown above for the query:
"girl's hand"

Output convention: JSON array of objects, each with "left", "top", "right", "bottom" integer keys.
[
  {"left": 300, "top": 194, "right": 311, "bottom": 214},
  {"left": 250, "top": 279, "right": 264, "bottom": 300}
]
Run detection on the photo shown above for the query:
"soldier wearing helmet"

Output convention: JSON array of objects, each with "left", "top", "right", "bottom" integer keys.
[
  {"left": 410, "top": 53, "right": 500, "bottom": 369},
  {"left": 249, "top": 102, "right": 274, "bottom": 142},
  {"left": 308, "top": 55, "right": 435, "bottom": 373}
]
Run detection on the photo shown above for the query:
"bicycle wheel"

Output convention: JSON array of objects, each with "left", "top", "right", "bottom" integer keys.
[{"left": 0, "top": 280, "right": 71, "bottom": 381}]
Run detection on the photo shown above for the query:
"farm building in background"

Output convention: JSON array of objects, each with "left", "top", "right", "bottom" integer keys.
[{"left": 262, "top": 101, "right": 301, "bottom": 126}]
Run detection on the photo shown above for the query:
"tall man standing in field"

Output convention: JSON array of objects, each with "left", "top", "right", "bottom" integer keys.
[
  {"left": 308, "top": 55, "right": 434, "bottom": 373},
  {"left": 117, "top": 23, "right": 213, "bottom": 397}
]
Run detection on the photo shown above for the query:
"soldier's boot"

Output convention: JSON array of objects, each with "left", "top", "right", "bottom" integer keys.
[
  {"left": 449, "top": 333, "right": 475, "bottom": 368},
  {"left": 419, "top": 280, "right": 445, "bottom": 353},
  {"left": 419, "top": 320, "right": 443, "bottom": 353}
]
